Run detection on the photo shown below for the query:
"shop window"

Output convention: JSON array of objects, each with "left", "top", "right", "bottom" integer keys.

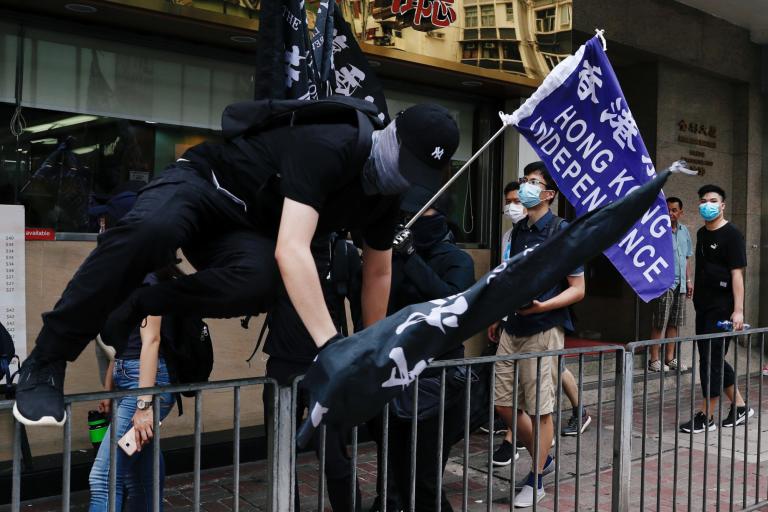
[
  {"left": 505, "top": 3, "right": 514, "bottom": 22},
  {"left": 465, "top": 6, "right": 478, "bottom": 28},
  {"left": 481, "top": 42, "right": 499, "bottom": 59},
  {"left": 501, "top": 42, "right": 521, "bottom": 61},
  {"left": 0, "top": 24, "right": 253, "bottom": 233},
  {"left": 20, "top": 28, "right": 253, "bottom": 130},
  {"left": 535, "top": 7, "right": 556, "bottom": 33},
  {"left": 384, "top": 90, "right": 481, "bottom": 244},
  {"left": 480, "top": 5, "right": 496, "bottom": 26},
  {"left": 462, "top": 43, "right": 478, "bottom": 59},
  {"left": 560, "top": 4, "right": 571, "bottom": 27}
]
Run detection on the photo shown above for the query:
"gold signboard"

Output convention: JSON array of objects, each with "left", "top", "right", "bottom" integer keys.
[{"left": 337, "top": 0, "right": 572, "bottom": 80}]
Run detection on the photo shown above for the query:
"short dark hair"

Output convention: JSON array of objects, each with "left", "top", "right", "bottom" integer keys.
[
  {"left": 523, "top": 160, "right": 559, "bottom": 198},
  {"left": 698, "top": 184, "right": 726, "bottom": 201},
  {"left": 666, "top": 196, "right": 683, "bottom": 209},
  {"left": 503, "top": 181, "right": 520, "bottom": 195}
]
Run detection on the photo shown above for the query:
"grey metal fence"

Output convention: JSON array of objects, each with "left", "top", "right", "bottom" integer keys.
[{"left": 2, "top": 329, "right": 767, "bottom": 512}]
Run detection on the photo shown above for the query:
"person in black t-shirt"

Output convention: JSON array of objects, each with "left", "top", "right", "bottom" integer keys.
[
  {"left": 680, "top": 184, "right": 753, "bottom": 434},
  {"left": 14, "top": 101, "right": 460, "bottom": 427}
]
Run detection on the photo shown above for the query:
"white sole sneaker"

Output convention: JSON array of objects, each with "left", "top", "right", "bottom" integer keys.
[
  {"left": 492, "top": 451, "right": 520, "bottom": 466},
  {"left": 13, "top": 402, "right": 67, "bottom": 427},
  {"left": 514, "top": 485, "right": 546, "bottom": 508}
]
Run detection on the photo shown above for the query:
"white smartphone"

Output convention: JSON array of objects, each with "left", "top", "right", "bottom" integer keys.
[
  {"left": 117, "top": 421, "right": 162, "bottom": 456},
  {"left": 117, "top": 427, "right": 138, "bottom": 456}
]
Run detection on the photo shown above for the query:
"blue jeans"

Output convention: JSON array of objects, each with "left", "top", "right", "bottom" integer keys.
[{"left": 89, "top": 358, "right": 174, "bottom": 512}]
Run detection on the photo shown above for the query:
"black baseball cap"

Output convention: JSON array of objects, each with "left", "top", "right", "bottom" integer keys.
[{"left": 396, "top": 104, "right": 459, "bottom": 194}]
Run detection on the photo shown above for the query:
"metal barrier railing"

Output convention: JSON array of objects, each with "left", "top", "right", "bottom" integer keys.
[
  {"left": 622, "top": 328, "right": 768, "bottom": 512},
  {"left": 2, "top": 329, "right": 767, "bottom": 512}
]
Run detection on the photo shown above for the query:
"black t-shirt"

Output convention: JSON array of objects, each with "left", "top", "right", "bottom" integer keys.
[
  {"left": 693, "top": 222, "right": 747, "bottom": 310},
  {"left": 118, "top": 273, "right": 160, "bottom": 360},
  {"left": 180, "top": 123, "right": 399, "bottom": 250}
]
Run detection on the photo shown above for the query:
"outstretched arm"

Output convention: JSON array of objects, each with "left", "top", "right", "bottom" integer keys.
[
  {"left": 275, "top": 198, "right": 338, "bottom": 347},
  {"left": 360, "top": 244, "right": 392, "bottom": 328}
]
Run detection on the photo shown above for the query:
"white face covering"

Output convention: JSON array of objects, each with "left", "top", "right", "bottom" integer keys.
[{"left": 503, "top": 202, "right": 526, "bottom": 224}]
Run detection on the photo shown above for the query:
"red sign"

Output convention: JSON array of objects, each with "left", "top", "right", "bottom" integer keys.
[
  {"left": 391, "top": 0, "right": 457, "bottom": 29},
  {"left": 25, "top": 228, "right": 56, "bottom": 241}
]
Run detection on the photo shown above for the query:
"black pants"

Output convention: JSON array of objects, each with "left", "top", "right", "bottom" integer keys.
[
  {"left": 36, "top": 166, "right": 281, "bottom": 361},
  {"left": 386, "top": 401, "right": 465, "bottom": 512},
  {"left": 696, "top": 307, "right": 736, "bottom": 398},
  {"left": 263, "top": 358, "right": 361, "bottom": 512}
]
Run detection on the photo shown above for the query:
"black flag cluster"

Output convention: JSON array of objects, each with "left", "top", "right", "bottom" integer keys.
[
  {"left": 297, "top": 170, "right": 673, "bottom": 446},
  {"left": 255, "top": 0, "right": 389, "bottom": 122}
]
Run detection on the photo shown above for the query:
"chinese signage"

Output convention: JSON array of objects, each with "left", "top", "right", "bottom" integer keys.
[
  {"left": 677, "top": 119, "right": 718, "bottom": 175},
  {"left": 1, "top": 205, "right": 27, "bottom": 373},
  {"left": 391, "top": 0, "right": 457, "bottom": 29}
]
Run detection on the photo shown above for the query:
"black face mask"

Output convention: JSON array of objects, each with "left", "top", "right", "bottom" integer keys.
[{"left": 411, "top": 213, "right": 449, "bottom": 250}]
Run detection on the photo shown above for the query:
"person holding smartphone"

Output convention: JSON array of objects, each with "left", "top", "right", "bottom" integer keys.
[{"left": 88, "top": 269, "right": 176, "bottom": 512}]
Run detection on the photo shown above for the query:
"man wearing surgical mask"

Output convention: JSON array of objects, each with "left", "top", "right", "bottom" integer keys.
[
  {"left": 490, "top": 162, "right": 586, "bottom": 507},
  {"left": 680, "top": 184, "right": 751, "bottom": 434}
]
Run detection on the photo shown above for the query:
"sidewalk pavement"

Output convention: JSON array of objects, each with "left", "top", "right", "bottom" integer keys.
[{"left": 6, "top": 370, "right": 768, "bottom": 511}]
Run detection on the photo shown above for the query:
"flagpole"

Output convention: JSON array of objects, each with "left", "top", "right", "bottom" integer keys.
[{"left": 405, "top": 120, "right": 511, "bottom": 229}]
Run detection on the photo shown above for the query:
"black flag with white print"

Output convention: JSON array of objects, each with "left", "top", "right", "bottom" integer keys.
[
  {"left": 331, "top": 6, "right": 390, "bottom": 123},
  {"left": 296, "top": 170, "right": 673, "bottom": 446}
]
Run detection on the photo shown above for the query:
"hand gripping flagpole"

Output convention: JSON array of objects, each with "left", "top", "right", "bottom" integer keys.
[{"left": 404, "top": 112, "right": 514, "bottom": 229}]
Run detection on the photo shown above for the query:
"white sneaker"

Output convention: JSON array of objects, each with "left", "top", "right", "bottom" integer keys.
[
  {"left": 514, "top": 484, "right": 546, "bottom": 508},
  {"left": 648, "top": 360, "right": 669, "bottom": 372},
  {"left": 667, "top": 358, "right": 688, "bottom": 371}
]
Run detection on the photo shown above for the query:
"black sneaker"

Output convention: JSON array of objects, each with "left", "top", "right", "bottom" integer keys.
[
  {"left": 722, "top": 405, "right": 754, "bottom": 428},
  {"left": 492, "top": 440, "right": 519, "bottom": 466},
  {"left": 562, "top": 409, "right": 592, "bottom": 436},
  {"left": 479, "top": 417, "right": 507, "bottom": 435},
  {"left": 12, "top": 350, "right": 67, "bottom": 426},
  {"left": 680, "top": 411, "right": 716, "bottom": 433}
]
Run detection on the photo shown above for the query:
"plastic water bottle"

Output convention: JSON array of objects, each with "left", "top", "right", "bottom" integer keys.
[{"left": 716, "top": 320, "right": 751, "bottom": 331}]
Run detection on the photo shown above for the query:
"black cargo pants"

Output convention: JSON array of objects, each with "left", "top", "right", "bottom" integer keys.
[{"left": 36, "top": 164, "right": 281, "bottom": 361}]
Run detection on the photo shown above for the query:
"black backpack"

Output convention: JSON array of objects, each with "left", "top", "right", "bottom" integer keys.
[
  {"left": 161, "top": 317, "right": 213, "bottom": 398},
  {"left": 221, "top": 96, "right": 384, "bottom": 171}
]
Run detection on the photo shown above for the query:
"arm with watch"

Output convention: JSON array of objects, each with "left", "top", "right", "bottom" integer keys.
[{"left": 132, "top": 315, "right": 163, "bottom": 451}]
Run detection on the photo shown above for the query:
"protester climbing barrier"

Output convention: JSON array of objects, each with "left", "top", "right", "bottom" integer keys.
[{"left": 2, "top": 330, "right": 768, "bottom": 512}]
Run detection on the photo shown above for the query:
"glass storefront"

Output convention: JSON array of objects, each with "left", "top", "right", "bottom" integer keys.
[{"left": 0, "top": 23, "right": 252, "bottom": 233}]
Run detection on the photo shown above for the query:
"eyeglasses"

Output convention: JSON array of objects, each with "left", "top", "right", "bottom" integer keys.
[{"left": 518, "top": 177, "right": 547, "bottom": 188}]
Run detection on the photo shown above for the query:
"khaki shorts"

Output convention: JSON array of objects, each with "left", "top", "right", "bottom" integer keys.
[{"left": 494, "top": 327, "right": 564, "bottom": 416}]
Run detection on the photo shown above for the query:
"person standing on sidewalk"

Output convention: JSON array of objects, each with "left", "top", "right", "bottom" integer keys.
[
  {"left": 647, "top": 196, "right": 693, "bottom": 372},
  {"left": 680, "top": 184, "right": 753, "bottom": 434},
  {"left": 88, "top": 270, "right": 176, "bottom": 512},
  {"left": 488, "top": 181, "right": 591, "bottom": 439},
  {"left": 490, "top": 162, "right": 585, "bottom": 508}
]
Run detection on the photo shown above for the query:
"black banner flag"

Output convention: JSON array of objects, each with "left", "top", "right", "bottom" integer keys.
[{"left": 297, "top": 170, "right": 673, "bottom": 446}]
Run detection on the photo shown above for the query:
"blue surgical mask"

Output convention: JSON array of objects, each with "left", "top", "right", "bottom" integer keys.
[
  {"left": 519, "top": 182, "right": 543, "bottom": 208},
  {"left": 699, "top": 202, "right": 720, "bottom": 221}
]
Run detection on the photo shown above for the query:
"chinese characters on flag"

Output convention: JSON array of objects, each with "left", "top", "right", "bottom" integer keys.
[{"left": 391, "top": 0, "right": 457, "bottom": 28}]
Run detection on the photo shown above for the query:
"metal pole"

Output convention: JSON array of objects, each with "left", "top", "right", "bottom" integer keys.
[
  {"left": 405, "top": 123, "right": 509, "bottom": 228},
  {"left": 611, "top": 349, "right": 634, "bottom": 512}
]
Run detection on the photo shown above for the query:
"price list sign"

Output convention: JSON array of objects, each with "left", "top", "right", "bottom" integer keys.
[{"left": 0, "top": 205, "right": 26, "bottom": 374}]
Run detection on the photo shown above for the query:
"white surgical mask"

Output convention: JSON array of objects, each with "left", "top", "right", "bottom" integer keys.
[{"left": 503, "top": 203, "right": 526, "bottom": 224}]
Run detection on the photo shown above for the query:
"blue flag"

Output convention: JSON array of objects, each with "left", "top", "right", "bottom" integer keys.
[{"left": 511, "top": 35, "right": 673, "bottom": 302}]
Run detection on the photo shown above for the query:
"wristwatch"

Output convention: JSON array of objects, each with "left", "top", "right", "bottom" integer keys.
[{"left": 136, "top": 398, "right": 153, "bottom": 411}]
